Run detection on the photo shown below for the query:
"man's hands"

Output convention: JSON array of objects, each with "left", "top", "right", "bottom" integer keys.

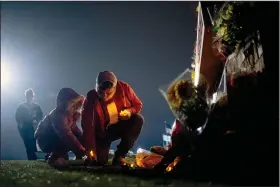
[{"left": 119, "top": 109, "right": 131, "bottom": 120}]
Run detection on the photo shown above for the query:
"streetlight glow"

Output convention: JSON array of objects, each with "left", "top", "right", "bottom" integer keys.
[{"left": 1, "top": 64, "right": 11, "bottom": 87}]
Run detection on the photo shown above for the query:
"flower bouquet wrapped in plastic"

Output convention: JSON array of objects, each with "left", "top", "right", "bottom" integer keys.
[
  {"left": 159, "top": 68, "right": 209, "bottom": 133},
  {"left": 153, "top": 69, "right": 210, "bottom": 173},
  {"left": 155, "top": 68, "right": 229, "bottom": 174}
]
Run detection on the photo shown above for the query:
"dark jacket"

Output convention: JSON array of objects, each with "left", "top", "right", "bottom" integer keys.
[
  {"left": 35, "top": 88, "right": 85, "bottom": 155},
  {"left": 81, "top": 81, "right": 142, "bottom": 153},
  {"left": 15, "top": 102, "right": 43, "bottom": 128}
]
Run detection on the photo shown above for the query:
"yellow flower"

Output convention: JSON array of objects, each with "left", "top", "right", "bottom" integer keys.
[
  {"left": 227, "top": 4, "right": 233, "bottom": 12},
  {"left": 191, "top": 72, "right": 195, "bottom": 81},
  {"left": 167, "top": 80, "right": 194, "bottom": 110},
  {"left": 196, "top": 5, "right": 200, "bottom": 12},
  {"left": 218, "top": 26, "right": 227, "bottom": 37}
]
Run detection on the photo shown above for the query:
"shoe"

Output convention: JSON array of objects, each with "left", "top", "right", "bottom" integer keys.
[
  {"left": 47, "top": 153, "right": 69, "bottom": 168},
  {"left": 45, "top": 153, "right": 51, "bottom": 161},
  {"left": 112, "top": 156, "right": 129, "bottom": 166},
  {"left": 63, "top": 153, "right": 69, "bottom": 160}
]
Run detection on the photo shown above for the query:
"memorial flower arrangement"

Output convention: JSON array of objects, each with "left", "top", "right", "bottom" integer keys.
[
  {"left": 165, "top": 70, "right": 209, "bottom": 131},
  {"left": 212, "top": 2, "right": 257, "bottom": 58}
]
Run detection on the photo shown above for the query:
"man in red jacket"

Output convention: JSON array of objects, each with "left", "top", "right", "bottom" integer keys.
[{"left": 81, "top": 71, "right": 144, "bottom": 166}]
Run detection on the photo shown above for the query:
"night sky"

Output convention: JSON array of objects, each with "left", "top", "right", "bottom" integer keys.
[{"left": 1, "top": 1, "right": 197, "bottom": 159}]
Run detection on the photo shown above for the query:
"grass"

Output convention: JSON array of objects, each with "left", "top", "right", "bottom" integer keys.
[{"left": 0, "top": 160, "right": 222, "bottom": 187}]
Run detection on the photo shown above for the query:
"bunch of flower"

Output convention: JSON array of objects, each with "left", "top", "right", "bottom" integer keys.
[
  {"left": 213, "top": 2, "right": 257, "bottom": 57},
  {"left": 166, "top": 74, "right": 209, "bottom": 131}
]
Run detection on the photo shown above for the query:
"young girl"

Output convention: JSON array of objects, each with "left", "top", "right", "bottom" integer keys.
[{"left": 35, "top": 88, "right": 87, "bottom": 167}]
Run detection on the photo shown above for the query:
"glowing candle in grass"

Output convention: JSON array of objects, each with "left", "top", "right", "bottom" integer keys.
[
  {"left": 90, "top": 150, "right": 95, "bottom": 158},
  {"left": 166, "top": 166, "right": 172, "bottom": 172},
  {"left": 165, "top": 157, "right": 180, "bottom": 172}
]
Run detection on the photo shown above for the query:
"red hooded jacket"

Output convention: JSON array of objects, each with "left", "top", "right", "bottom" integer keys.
[
  {"left": 35, "top": 88, "right": 85, "bottom": 156},
  {"left": 81, "top": 81, "right": 142, "bottom": 153}
]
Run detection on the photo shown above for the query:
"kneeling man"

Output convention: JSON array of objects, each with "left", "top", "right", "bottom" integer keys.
[{"left": 82, "top": 71, "right": 144, "bottom": 166}]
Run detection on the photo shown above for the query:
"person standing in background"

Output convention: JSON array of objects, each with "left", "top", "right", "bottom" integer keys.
[{"left": 15, "top": 88, "right": 43, "bottom": 160}]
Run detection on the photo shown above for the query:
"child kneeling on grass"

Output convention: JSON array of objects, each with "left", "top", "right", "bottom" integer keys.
[{"left": 35, "top": 88, "right": 88, "bottom": 167}]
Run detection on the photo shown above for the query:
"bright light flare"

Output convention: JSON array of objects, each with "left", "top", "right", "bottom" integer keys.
[{"left": 1, "top": 64, "right": 11, "bottom": 87}]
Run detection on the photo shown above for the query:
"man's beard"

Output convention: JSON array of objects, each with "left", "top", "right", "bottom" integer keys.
[{"left": 103, "top": 90, "right": 116, "bottom": 102}]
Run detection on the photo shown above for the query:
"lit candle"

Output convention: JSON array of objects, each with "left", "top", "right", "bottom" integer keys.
[{"left": 90, "top": 150, "right": 95, "bottom": 158}]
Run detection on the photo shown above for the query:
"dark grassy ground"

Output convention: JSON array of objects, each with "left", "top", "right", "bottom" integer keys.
[{"left": 0, "top": 160, "right": 225, "bottom": 187}]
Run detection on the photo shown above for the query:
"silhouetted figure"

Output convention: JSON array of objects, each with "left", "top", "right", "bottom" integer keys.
[
  {"left": 15, "top": 88, "right": 43, "bottom": 160},
  {"left": 35, "top": 88, "right": 86, "bottom": 167},
  {"left": 82, "top": 71, "right": 144, "bottom": 166}
]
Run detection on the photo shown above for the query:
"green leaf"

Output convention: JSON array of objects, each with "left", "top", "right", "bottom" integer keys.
[
  {"left": 227, "top": 9, "right": 233, "bottom": 14},
  {"left": 227, "top": 4, "right": 234, "bottom": 11},
  {"left": 221, "top": 13, "right": 231, "bottom": 20},
  {"left": 215, "top": 18, "right": 223, "bottom": 26},
  {"left": 213, "top": 27, "right": 219, "bottom": 32}
]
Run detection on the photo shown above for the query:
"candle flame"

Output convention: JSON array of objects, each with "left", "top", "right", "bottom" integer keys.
[
  {"left": 166, "top": 166, "right": 172, "bottom": 172},
  {"left": 90, "top": 150, "right": 95, "bottom": 158},
  {"left": 165, "top": 157, "right": 180, "bottom": 172},
  {"left": 173, "top": 157, "right": 180, "bottom": 166}
]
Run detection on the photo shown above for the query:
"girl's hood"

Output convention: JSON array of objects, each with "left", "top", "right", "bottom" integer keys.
[{"left": 56, "top": 88, "right": 84, "bottom": 111}]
